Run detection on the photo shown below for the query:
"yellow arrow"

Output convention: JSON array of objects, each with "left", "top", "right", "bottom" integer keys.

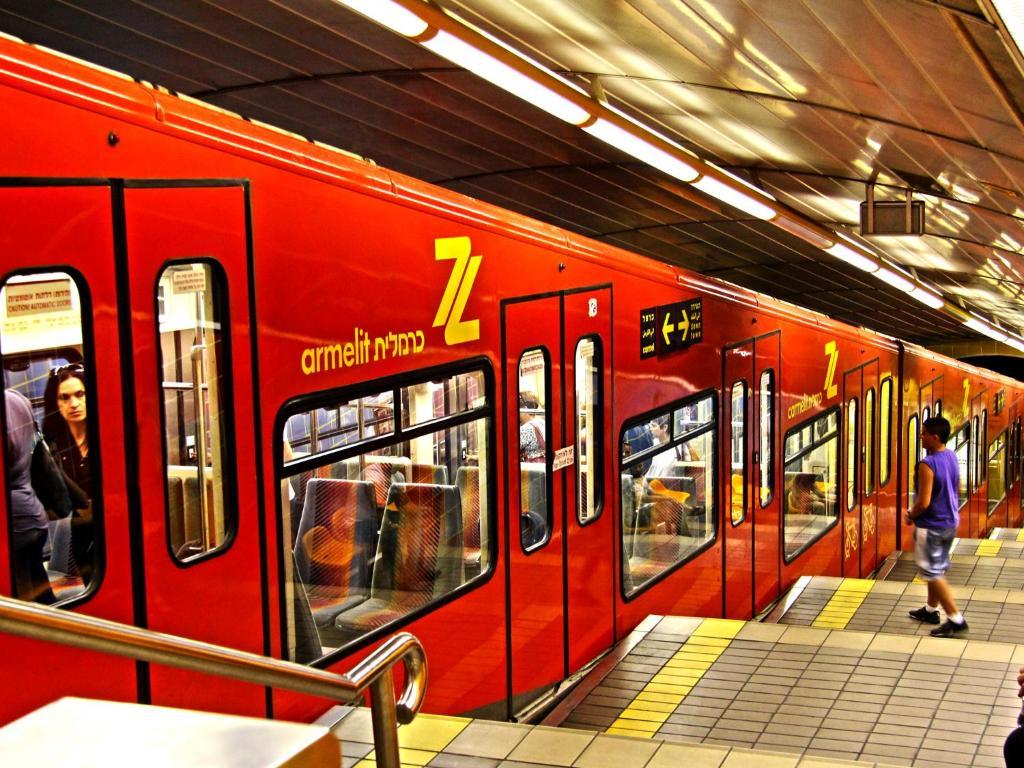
[
  {"left": 662, "top": 311, "right": 675, "bottom": 345},
  {"left": 679, "top": 308, "right": 689, "bottom": 340}
]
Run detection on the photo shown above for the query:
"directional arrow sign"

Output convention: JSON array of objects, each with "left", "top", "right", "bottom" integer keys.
[
  {"left": 650, "top": 298, "right": 703, "bottom": 357},
  {"left": 662, "top": 312, "right": 675, "bottom": 345}
]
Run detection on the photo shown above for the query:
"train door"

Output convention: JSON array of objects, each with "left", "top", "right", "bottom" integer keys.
[
  {"left": 0, "top": 182, "right": 137, "bottom": 720},
  {"left": 562, "top": 289, "right": 614, "bottom": 674},
  {"left": 504, "top": 295, "right": 566, "bottom": 709},
  {"left": 722, "top": 333, "right": 780, "bottom": 619},
  {"left": 122, "top": 182, "right": 265, "bottom": 715},
  {"left": 503, "top": 288, "right": 614, "bottom": 710}
]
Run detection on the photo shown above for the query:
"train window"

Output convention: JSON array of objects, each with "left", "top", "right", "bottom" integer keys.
[
  {"left": 783, "top": 409, "right": 839, "bottom": 561},
  {"left": 758, "top": 369, "right": 774, "bottom": 507},
  {"left": 864, "top": 389, "right": 875, "bottom": 495},
  {"left": 518, "top": 349, "right": 550, "bottom": 550},
  {"left": 575, "top": 337, "right": 603, "bottom": 525},
  {"left": 620, "top": 393, "right": 716, "bottom": 597},
  {"left": 908, "top": 415, "right": 920, "bottom": 508},
  {"left": 953, "top": 424, "right": 970, "bottom": 511},
  {"left": 846, "top": 398, "right": 857, "bottom": 511},
  {"left": 157, "top": 264, "right": 235, "bottom": 563},
  {"left": 879, "top": 378, "right": 892, "bottom": 487},
  {"left": 1, "top": 272, "right": 101, "bottom": 605},
  {"left": 729, "top": 381, "right": 747, "bottom": 526},
  {"left": 987, "top": 430, "right": 1007, "bottom": 516},
  {"left": 277, "top": 364, "right": 492, "bottom": 663}
]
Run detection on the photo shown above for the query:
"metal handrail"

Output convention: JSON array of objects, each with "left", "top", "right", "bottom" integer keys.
[{"left": 0, "top": 595, "right": 427, "bottom": 767}]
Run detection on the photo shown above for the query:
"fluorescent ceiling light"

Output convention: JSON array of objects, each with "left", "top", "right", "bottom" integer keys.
[
  {"left": 422, "top": 30, "right": 590, "bottom": 125},
  {"left": 584, "top": 118, "right": 700, "bottom": 182},
  {"left": 1003, "top": 336, "right": 1024, "bottom": 353},
  {"left": 824, "top": 241, "right": 879, "bottom": 273},
  {"left": 875, "top": 265, "right": 916, "bottom": 294},
  {"left": 773, "top": 215, "right": 835, "bottom": 249},
  {"left": 907, "top": 285, "right": 945, "bottom": 310},
  {"left": 964, "top": 317, "right": 1009, "bottom": 342},
  {"left": 691, "top": 175, "right": 776, "bottom": 220},
  {"left": 333, "top": 0, "right": 429, "bottom": 37}
]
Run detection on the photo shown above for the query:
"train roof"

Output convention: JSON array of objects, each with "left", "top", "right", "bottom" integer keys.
[{"left": 0, "top": 32, "right": 1007, "bottom": 376}]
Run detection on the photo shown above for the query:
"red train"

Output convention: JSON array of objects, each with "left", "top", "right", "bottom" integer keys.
[{"left": 0, "top": 35, "right": 1021, "bottom": 725}]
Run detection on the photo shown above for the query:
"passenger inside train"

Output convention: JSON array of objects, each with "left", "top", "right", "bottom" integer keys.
[
  {"left": 620, "top": 395, "right": 715, "bottom": 594},
  {"left": 783, "top": 409, "right": 839, "bottom": 557},
  {"left": 279, "top": 368, "right": 491, "bottom": 662},
  {"left": 0, "top": 272, "right": 97, "bottom": 603}
]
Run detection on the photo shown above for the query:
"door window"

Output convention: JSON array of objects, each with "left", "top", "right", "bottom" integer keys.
[
  {"left": 846, "top": 398, "right": 857, "bottom": 510},
  {"left": 1, "top": 272, "right": 101, "bottom": 604},
  {"left": 864, "top": 389, "right": 875, "bottom": 495},
  {"left": 783, "top": 409, "right": 839, "bottom": 560},
  {"left": 953, "top": 424, "right": 970, "bottom": 511},
  {"left": 729, "top": 381, "right": 747, "bottom": 525},
  {"left": 518, "top": 349, "right": 550, "bottom": 550},
  {"left": 758, "top": 369, "right": 774, "bottom": 506},
  {"left": 908, "top": 415, "right": 920, "bottom": 507},
  {"left": 879, "top": 378, "right": 892, "bottom": 486},
  {"left": 575, "top": 337, "right": 603, "bottom": 524},
  {"left": 157, "top": 263, "right": 235, "bottom": 563}
]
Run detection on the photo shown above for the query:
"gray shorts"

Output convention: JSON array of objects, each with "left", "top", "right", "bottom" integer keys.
[{"left": 914, "top": 526, "right": 956, "bottom": 581}]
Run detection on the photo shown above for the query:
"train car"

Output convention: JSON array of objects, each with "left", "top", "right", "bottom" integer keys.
[
  {"left": 898, "top": 344, "right": 1024, "bottom": 548},
  {"left": 0, "top": 34, "right": 1015, "bottom": 726}
]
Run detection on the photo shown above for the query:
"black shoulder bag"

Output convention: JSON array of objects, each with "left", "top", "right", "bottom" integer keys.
[{"left": 30, "top": 434, "right": 72, "bottom": 519}]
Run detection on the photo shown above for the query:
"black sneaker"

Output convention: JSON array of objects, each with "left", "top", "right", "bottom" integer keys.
[
  {"left": 908, "top": 607, "right": 940, "bottom": 624},
  {"left": 930, "top": 619, "right": 968, "bottom": 637}
]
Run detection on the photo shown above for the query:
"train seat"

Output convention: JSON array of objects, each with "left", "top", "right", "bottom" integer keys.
[
  {"left": 335, "top": 482, "right": 464, "bottom": 635},
  {"left": 410, "top": 463, "right": 448, "bottom": 484},
  {"left": 360, "top": 457, "right": 412, "bottom": 508},
  {"left": 293, "top": 478, "right": 376, "bottom": 628},
  {"left": 455, "top": 466, "right": 482, "bottom": 572}
]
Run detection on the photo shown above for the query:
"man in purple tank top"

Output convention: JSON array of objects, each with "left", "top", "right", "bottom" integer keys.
[{"left": 906, "top": 416, "right": 967, "bottom": 637}]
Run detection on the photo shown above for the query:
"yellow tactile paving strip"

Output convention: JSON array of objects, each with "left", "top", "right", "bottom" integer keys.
[
  {"left": 605, "top": 618, "right": 744, "bottom": 739},
  {"left": 975, "top": 539, "right": 1003, "bottom": 557},
  {"left": 810, "top": 578, "right": 872, "bottom": 629},
  {"left": 352, "top": 713, "right": 469, "bottom": 767}
]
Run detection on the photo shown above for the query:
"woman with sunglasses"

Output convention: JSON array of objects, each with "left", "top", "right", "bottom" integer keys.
[{"left": 42, "top": 363, "right": 94, "bottom": 587}]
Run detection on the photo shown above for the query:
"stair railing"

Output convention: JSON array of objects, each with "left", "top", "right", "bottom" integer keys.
[{"left": 0, "top": 595, "right": 426, "bottom": 768}]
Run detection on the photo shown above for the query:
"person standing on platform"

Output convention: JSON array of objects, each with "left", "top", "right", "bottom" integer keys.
[
  {"left": 906, "top": 416, "right": 967, "bottom": 637},
  {"left": 1005, "top": 665, "right": 1024, "bottom": 766},
  {"left": 5, "top": 389, "right": 56, "bottom": 604}
]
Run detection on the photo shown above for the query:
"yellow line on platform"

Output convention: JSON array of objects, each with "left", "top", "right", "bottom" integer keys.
[
  {"left": 606, "top": 619, "right": 742, "bottom": 737},
  {"left": 811, "top": 578, "right": 872, "bottom": 629},
  {"left": 975, "top": 540, "right": 1003, "bottom": 557}
]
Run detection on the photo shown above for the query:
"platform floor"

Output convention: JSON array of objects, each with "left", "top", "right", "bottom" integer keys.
[
  {"left": 776, "top": 575, "right": 1024, "bottom": 642},
  {"left": 555, "top": 615, "right": 1021, "bottom": 767},
  {"left": 883, "top": 550, "right": 1024, "bottom": 589},
  {"left": 952, "top": 538, "right": 1024, "bottom": 559},
  {"left": 332, "top": 703, "right": 890, "bottom": 768},
  {"left": 991, "top": 527, "right": 1024, "bottom": 542}
]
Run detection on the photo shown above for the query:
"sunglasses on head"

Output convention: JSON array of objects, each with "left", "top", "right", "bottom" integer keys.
[{"left": 50, "top": 362, "right": 84, "bottom": 377}]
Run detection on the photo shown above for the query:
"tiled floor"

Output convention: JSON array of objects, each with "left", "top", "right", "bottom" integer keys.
[
  {"left": 952, "top": 539, "right": 1024, "bottom": 559},
  {"left": 558, "top": 617, "right": 1023, "bottom": 768},
  {"left": 332, "top": 705, "right": 908, "bottom": 768},
  {"left": 884, "top": 551, "right": 1024, "bottom": 589},
  {"left": 991, "top": 528, "right": 1024, "bottom": 542},
  {"left": 777, "top": 575, "right": 1024, "bottom": 642}
]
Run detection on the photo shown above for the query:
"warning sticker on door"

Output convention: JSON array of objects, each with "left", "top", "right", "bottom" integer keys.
[{"left": 553, "top": 445, "right": 575, "bottom": 472}]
